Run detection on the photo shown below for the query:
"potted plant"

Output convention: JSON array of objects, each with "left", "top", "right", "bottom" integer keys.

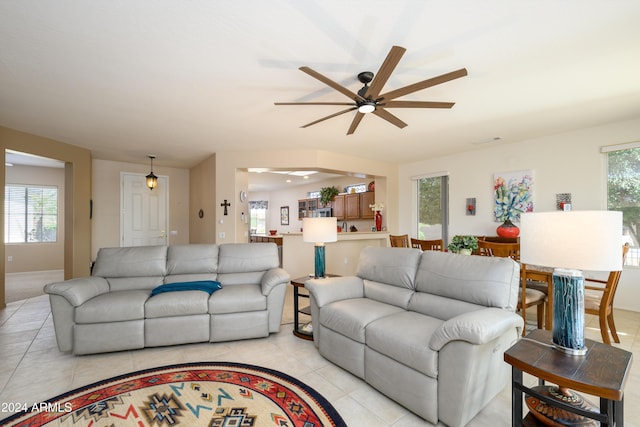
[
  {"left": 319, "top": 186, "right": 340, "bottom": 206},
  {"left": 448, "top": 235, "right": 478, "bottom": 255}
]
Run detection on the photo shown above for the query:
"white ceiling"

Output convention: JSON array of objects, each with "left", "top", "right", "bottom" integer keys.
[{"left": 1, "top": 1, "right": 639, "bottom": 172}]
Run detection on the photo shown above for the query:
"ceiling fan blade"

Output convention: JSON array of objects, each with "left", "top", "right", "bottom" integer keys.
[
  {"left": 299, "top": 66, "right": 365, "bottom": 102},
  {"left": 275, "top": 102, "right": 355, "bottom": 106},
  {"left": 373, "top": 108, "right": 408, "bottom": 129},
  {"left": 301, "top": 107, "right": 357, "bottom": 128},
  {"left": 364, "top": 45, "right": 406, "bottom": 99},
  {"left": 380, "top": 68, "right": 468, "bottom": 101},
  {"left": 346, "top": 112, "right": 365, "bottom": 135},
  {"left": 382, "top": 101, "right": 455, "bottom": 109}
]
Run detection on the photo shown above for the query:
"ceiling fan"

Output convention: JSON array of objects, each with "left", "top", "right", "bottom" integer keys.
[{"left": 275, "top": 46, "right": 468, "bottom": 135}]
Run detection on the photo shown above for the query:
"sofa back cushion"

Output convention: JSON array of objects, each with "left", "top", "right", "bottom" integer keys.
[
  {"left": 92, "top": 245, "right": 168, "bottom": 279},
  {"left": 410, "top": 251, "right": 519, "bottom": 319},
  {"left": 356, "top": 247, "right": 421, "bottom": 290},
  {"left": 216, "top": 243, "right": 279, "bottom": 285},
  {"left": 363, "top": 280, "right": 415, "bottom": 309},
  {"left": 165, "top": 244, "right": 219, "bottom": 283}
]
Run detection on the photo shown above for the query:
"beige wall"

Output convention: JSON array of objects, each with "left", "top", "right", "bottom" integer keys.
[
  {"left": 5, "top": 165, "right": 65, "bottom": 273},
  {"left": 92, "top": 159, "right": 190, "bottom": 258},
  {"left": 398, "top": 116, "right": 640, "bottom": 312},
  {"left": 189, "top": 154, "right": 216, "bottom": 243},
  {"left": 0, "top": 126, "right": 92, "bottom": 308}
]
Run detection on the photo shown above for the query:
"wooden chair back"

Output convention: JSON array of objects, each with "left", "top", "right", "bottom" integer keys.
[
  {"left": 477, "top": 240, "right": 541, "bottom": 334},
  {"left": 477, "top": 240, "right": 520, "bottom": 261},
  {"left": 584, "top": 244, "right": 630, "bottom": 344},
  {"left": 389, "top": 234, "right": 410, "bottom": 248},
  {"left": 410, "top": 238, "right": 444, "bottom": 251}
]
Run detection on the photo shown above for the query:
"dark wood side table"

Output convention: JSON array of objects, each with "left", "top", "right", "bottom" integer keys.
[
  {"left": 504, "top": 329, "right": 633, "bottom": 426},
  {"left": 290, "top": 274, "right": 339, "bottom": 340},
  {"left": 290, "top": 276, "right": 314, "bottom": 340}
]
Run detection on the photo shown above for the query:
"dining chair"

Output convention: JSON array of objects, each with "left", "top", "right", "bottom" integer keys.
[
  {"left": 477, "top": 240, "right": 520, "bottom": 260},
  {"left": 477, "top": 240, "right": 546, "bottom": 334},
  {"left": 584, "top": 244, "right": 630, "bottom": 345},
  {"left": 410, "top": 238, "right": 444, "bottom": 251},
  {"left": 389, "top": 234, "right": 410, "bottom": 248}
]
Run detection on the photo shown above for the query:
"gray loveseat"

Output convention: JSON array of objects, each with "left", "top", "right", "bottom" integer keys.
[
  {"left": 305, "top": 247, "right": 523, "bottom": 427},
  {"left": 44, "top": 243, "right": 290, "bottom": 355}
]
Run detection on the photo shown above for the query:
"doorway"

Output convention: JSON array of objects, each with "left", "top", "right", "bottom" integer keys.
[
  {"left": 121, "top": 172, "right": 169, "bottom": 246},
  {"left": 4, "top": 150, "right": 65, "bottom": 302}
]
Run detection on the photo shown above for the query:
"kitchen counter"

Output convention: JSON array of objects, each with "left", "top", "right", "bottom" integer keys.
[{"left": 281, "top": 232, "right": 389, "bottom": 278}]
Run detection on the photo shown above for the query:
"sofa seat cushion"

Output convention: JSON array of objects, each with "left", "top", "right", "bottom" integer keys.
[
  {"left": 145, "top": 291, "right": 210, "bottom": 318},
  {"left": 366, "top": 311, "right": 443, "bottom": 378},
  {"left": 208, "top": 284, "right": 266, "bottom": 314},
  {"left": 320, "top": 298, "right": 404, "bottom": 343},
  {"left": 76, "top": 290, "right": 150, "bottom": 323}
]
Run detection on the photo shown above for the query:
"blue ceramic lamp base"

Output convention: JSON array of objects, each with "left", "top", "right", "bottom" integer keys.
[
  {"left": 552, "top": 268, "right": 587, "bottom": 356},
  {"left": 314, "top": 244, "right": 326, "bottom": 279}
]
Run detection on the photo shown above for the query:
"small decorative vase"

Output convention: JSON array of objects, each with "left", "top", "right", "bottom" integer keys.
[
  {"left": 497, "top": 219, "right": 520, "bottom": 238},
  {"left": 459, "top": 248, "right": 472, "bottom": 255},
  {"left": 375, "top": 211, "right": 383, "bottom": 231}
]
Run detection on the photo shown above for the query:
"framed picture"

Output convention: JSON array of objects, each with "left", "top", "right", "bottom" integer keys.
[
  {"left": 280, "top": 206, "right": 289, "bottom": 225},
  {"left": 493, "top": 170, "right": 534, "bottom": 222}
]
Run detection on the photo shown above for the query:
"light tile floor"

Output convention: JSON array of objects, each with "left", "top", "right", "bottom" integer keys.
[{"left": 0, "top": 288, "right": 639, "bottom": 426}]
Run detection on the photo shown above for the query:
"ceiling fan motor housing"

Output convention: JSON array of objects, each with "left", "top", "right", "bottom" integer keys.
[{"left": 357, "top": 71, "right": 374, "bottom": 84}]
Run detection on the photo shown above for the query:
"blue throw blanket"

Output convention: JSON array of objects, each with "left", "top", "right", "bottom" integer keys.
[{"left": 150, "top": 280, "right": 222, "bottom": 297}]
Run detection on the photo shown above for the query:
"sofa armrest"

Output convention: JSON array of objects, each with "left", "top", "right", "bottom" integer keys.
[
  {"left": 261, "top": 268, "right": 291, "bottom": 295},
  {"left": 305, "top": 276, "right": 364, "bottom": 308},
  {"left": 429, "top": 308, "right": 524, "bottom": 351},
  {"left": 44, "top": 277, "right": 110, "bottom": 307}
]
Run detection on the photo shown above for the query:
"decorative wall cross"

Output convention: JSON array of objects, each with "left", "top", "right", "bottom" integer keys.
[{"left": 221, "top": 199, "right": 231, "bottom": 215}]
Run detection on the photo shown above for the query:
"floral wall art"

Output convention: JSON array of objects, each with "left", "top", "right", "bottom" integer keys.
[{"left": 493, "top": 170, "right": 533, "bottom": 222}]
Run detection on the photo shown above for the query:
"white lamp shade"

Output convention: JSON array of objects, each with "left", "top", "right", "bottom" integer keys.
[
  {"left": 303, "top": 217, "right": 337, "bottom": 243},
  {"left": 520, "top": 211, "right": 622, "bottom": 271}
]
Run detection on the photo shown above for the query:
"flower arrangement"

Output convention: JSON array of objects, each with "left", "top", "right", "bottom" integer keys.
[
  {"left": 369, "top": 202, "right": 384, "bottom": 212},
  {"left": 493, "top": 174, "right": 533, "bottom": 222}
]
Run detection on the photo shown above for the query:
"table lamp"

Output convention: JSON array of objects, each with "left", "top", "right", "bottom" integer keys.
[
  {"left": 520, "top": 211, "right": 622, "bottom": 425},
  {"left": 520, "top": 210, "right": 622, "bottom": 355},
  {"left": 303, "top": 217, "right": 337, "bottom": 278}
]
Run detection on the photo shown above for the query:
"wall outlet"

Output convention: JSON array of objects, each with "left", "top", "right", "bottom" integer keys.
[
  {"left": 7, "top": 256, "right": 12, "bottom": 262},
  {"left": 218, "top": 232, "right": 225, "bottom": 239}
]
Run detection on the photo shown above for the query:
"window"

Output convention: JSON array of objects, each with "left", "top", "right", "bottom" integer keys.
[
  {"left": 605, "top": 144, "right": 640, "bottom": 266},
  {"left": 5, "top": 185, "right": 58, "bottom": 243},
  {"left": 344, "top": 184, "right": 367, "bottom": 194},
  {"left": 249, "top": 200, "right": 268, "bottom": 235},
  {"left": 416, "top": 175, "right": 449, "bottom": 243}
]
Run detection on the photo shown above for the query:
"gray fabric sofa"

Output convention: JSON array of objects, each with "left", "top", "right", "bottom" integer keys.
[
  {"left": 305, "top": 247, "right": 524, "bottom": 427},
  {"left": 44, "top": 243, "right": 290, "bottom": 355}
]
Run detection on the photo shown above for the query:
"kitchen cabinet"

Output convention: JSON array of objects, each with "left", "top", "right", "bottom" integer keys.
[
  {"left": 331, "top": 192, "right": 375, "bottom": 220},
  {"left": 332, "top": 195, "right": 345, "bottom": 220},
  {"left": 345, "top": 193, "right": 360, "bottom": 219},
  {"left": 359, "top": 192, "right": 375, "bottom": 219},
  {"left": 298, "top": 198, "right": 319, "bottom": 219}
]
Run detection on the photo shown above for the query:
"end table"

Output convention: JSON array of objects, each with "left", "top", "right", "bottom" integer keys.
[
  {"left": 290, "top": 274, "right": 339, "bottom": 340},
  {"left": 290, "top": 276, "right": 314, "bottom": 340},
  {"left": 504, "top": 329, "right": 632, "bottom": 426}
]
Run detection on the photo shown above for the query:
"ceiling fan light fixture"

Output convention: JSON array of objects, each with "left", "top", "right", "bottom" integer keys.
[{"left": 358, "top": 102, "right": 375, "bottom": 114}]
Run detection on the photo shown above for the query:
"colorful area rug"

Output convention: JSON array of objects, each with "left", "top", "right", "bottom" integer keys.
[{"left": 0, "top": 362, "right": 346, "bottom": 427}]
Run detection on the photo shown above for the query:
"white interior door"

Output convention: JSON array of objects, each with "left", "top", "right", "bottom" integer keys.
[{"left": 121, "top": 173, "right": 168, "bottom": 247}]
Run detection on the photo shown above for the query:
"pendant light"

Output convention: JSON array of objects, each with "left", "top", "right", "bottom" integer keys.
[{"left": 146, "top": 155, "right": 158, "bottom": 190}]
